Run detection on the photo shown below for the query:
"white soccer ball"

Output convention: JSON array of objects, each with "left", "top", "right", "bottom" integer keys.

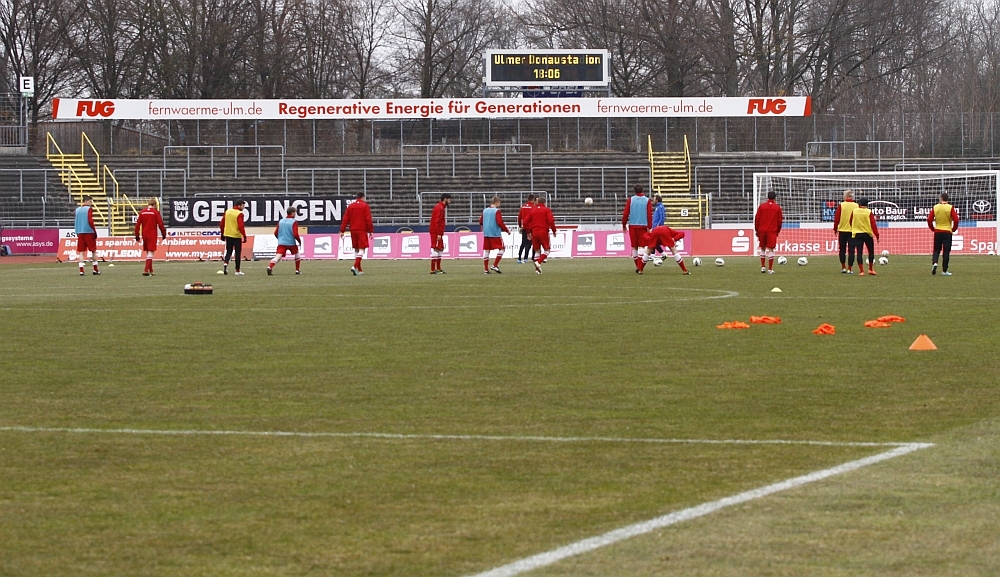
[
  {"left": 797, "top": 257, "right": 809, "bottom": 266},
  {"left": 715, "top": 258, "right": 725, "bottom": 267},
  {"left": 881, "top": 250, "right": 890, "bottom": 257},
  {"left": 989, "top": 250, "right": 996, "bottom": 256},
  {"left": 652, "top": 257, "right": 663, "bottom": 267},
  {"left": 584, "top": 197, "right": 594, "bottom": 205},
  {"left": 692, "top": 257, "right": 702, "bottom": 267},
  {"left": 777, "top": 256, "right": 788, "bottom": 265},
  {"left": 878, "top": 256, "right": 889, "bottom": 266}
]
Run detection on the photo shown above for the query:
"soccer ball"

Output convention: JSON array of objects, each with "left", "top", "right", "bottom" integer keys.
[
  {"left": 715, "top": 258, "right": 725, "bottom": 266},
  {"left": 777, "top": 256, "right": 788, "bottom": 265},
  {"left": 584, "top": 197, "right": 594, "bottom": 205},
  {"left": 989, "top": 250, "right": 996, "bottom": 256},
  {"left": 881, "top": 249, "right": 890, "bottom": 257},
  {"left": 878, "top": 256, "right": 889, "bottom": 266},
  {"left": 797, "top": 257, "right": 809, "bottom": 266},
  {"left": 652, "top": 257, "right": 663, "bottom": 266},
  {"left": 692, "top": 257, "right": 702, "bottom": 267}
]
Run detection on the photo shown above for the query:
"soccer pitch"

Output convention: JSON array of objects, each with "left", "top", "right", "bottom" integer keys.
[{"left": 2, "top": 256, "right": 999, "bottom": 576}]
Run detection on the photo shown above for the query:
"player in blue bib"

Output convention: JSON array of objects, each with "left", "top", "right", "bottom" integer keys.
[
  {"left": 267, "top": 207, "right": 302, "bottom": 275},
  {"left": 621, "top": 185, "right": 653, "bottom": 271},
  {"left": 479, "top": 196, "right": 510, "bottom": 274}
]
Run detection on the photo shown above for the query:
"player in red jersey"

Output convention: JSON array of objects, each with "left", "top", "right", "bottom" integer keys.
[
  {"left": 134, "top": 198, "right": 167, "bottom": 276},
  {"left": 340, "top": 191, "right": 373, "bottom": 276},
  {"left": 526, "top": 196, "right": 556, "bottom": 274},
  {"left": 517, "top": 193, "right": 536, "bottom": 263},
  {"left": 622, "top": 184, "right": 654, "bottom": 270},
  {"left": 754, "top": 190, "right": 784, "bottom": 274},
  {"left": 479, "top": 196, "right": 509, "bottom": 274},
  {"left": 429, "top": 193, "right": 451, "bottom": 274},
  {"left": 636, "top": 226, "right": 689, "bottom": 274}
]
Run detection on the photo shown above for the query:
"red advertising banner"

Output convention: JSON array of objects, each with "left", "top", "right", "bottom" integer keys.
[
  {"left": 58, "top": 236, "right": 229, "bottom": 261},
  {"left": 53, "top": 227, "right": 998, "bottom": 262},
  {"left": 691, "top": 226, "right": 998, "bottom": 256},
  {"left": 52, "top": 96, "right": 812, "bottom": 121},
  {"left": 1, "top": 229, "right": 60, "bottom": 254},
  {"left": 301, "top": 232, "right": 488, "bottom": 260}
]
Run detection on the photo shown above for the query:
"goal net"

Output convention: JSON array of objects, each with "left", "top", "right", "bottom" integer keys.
[{"left": 753, "top": 171, "right": 999, "bottom": 255}]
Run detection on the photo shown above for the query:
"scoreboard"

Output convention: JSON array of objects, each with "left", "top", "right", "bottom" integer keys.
[{"left": 485, "top": 49, "right": 610, "bottom": 87}]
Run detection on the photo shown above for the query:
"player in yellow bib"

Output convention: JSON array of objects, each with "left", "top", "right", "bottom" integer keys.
[
  {"left": 833, "top": 189, "right": 859, "bottom": 273},
  {"left": 927, "top": 192, "right": 959, "bottom": 275},
  {"left": 849, "top": 197, "right": 880, "bottom": 276},
  {"left": 218, "top": 199, "right": 248, "bottom": 275}
]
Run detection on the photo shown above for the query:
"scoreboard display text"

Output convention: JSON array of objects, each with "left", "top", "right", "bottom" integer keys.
[{"left": 485, "top": 50, "right": 610, "bottom": 87}]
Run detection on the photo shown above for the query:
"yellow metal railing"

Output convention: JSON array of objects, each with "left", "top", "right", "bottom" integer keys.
[
  {"left": 82, "top": 131, "right": 101, "bottom": 180},
  {"left": 46, "top": 132, "right": 109, "bottom": 224},
  {"left": 647, "top": 135, "right": 655, "bottom": 183},
  {"left": 682, "top": 135, "right": 691, "bottom": 187},
  {"left": 647, "top": 135, "right": 692, "bottom": 191},
  {"left": 106, "top": 166, "right": 144, "bottom": 235}
]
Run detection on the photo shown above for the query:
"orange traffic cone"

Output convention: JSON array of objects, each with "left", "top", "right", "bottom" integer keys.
[{"left": 909, "top": 334, "right": 937, "bottom": 350}]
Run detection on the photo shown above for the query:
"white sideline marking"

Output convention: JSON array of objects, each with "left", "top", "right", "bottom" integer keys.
[
  {"left": 468, "top": 443, "right": 933, "bottom": 577},
  {"left": 0, "top": 426, "right": 914, "bottom": 447}
]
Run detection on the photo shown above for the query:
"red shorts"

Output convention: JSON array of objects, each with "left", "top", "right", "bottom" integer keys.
[
  {"left": 483, "top": 237, "right": 504, "bottom": 251},
  {"left": 757, "top": 231, "right": 778, "bottom": 250},
  {"left": 276, "top": 244, "right": 299, "bottom": 256},
  {"left": 429, "top": 233, "right": 444, "bottom": 252},
  {"left": 140, "top": 236, "right": 158, "bottom": 252},
  {"left": 531, "top": 230, "right": 550, "bottom": 252},
  {"left": 349, "top": 231, "right": 369, "bottom": 250},
  {"left": 76, "top": 233, "right": 97, "bottom": 253},
  {"left": 628, "top": 226, "right": 649, "bottom": 249}
]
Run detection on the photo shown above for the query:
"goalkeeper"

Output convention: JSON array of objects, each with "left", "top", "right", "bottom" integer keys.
[{"left": 848, "top": 197, "right": 880, "bottom": 276}]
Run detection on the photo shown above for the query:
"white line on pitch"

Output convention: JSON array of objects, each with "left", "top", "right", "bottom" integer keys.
[
  {"left": 0, "top": 426, "right": 914, "bottom": 447},
  {"left": 468, "top": 442, "right": 934, "bottom": 577}
]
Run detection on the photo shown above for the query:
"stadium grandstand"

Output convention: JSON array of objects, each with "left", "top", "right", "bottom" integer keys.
[{"left": 5, "top": 112, "right": 1000, "bottom": 232}]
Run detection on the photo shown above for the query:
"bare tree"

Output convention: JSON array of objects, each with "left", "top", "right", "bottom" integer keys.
[
  {"left": 58, "top": 0, "right": 158, "bottom": 98},
  {"left": 342, "top": 0, "right": 393, "bottom": 98},
  {"left": 297, "top": 0, "right": 349, "bottom": 98},
  {"left": 395, "top": 0, "right": 511, "bottom": 97},
  {"left": 1, "top": 0, "right": 75, "bottom": 121}
]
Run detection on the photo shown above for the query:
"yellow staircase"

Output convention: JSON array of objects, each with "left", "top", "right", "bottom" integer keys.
[
  {"left": 648, "top": 135, "right": 708, "bottom": 229},
  {"left": 46, "top": 132, "right": 135, "bottom": 235}
]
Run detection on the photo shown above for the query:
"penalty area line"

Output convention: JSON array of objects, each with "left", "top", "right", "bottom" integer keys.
[
  {"left": 467, "top": 442, "right": 933, "bottom": 577},
  {"left": 0, "top": 426, "right": 914, "bottom": 447}
]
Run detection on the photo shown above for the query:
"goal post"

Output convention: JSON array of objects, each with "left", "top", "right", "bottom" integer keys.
[{"left": 752, "top": 171, "right": 1000, "bottom": 256}]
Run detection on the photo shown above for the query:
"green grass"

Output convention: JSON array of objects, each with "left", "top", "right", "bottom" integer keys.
[{"left": 1, "top": 256, "right": 998, "bottom": 576}]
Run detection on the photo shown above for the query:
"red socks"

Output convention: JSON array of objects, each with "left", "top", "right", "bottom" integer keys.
[
  {"left": 678, "top": 260, "right": 688, "bottom": 272},
  {"left": 145, "top": 258, "right": 153, "bottom": 273},
  {"left": 354, "top": 257, "right": 362, "bottom": 271},
  {"left": 768, "top": 258, "right": 774, "bottom": 271},
  {"left": 493, "top": 254, "right": 502, "bottom": 267},
  {"left": 760, "top": 257, "right": 766, "bottom": 267},
  {"left": 295, "top": 259, "right": 300, "bottom": 271},
  {"left": 483, "top": 259, "right": 489, "bottom": 271}
]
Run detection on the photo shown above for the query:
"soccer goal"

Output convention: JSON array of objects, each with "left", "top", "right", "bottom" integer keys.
[{"left": 753, "top": 171, "right": 1000, "bottom": 255}]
